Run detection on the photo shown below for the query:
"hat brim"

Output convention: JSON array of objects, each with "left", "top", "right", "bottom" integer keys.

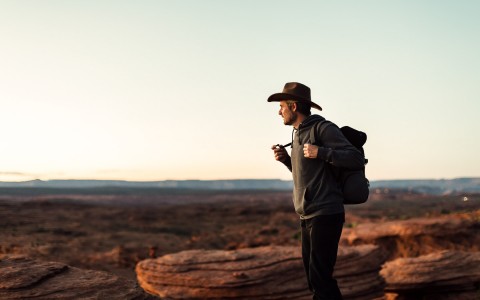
[{"left": 267, "top": 93, "right": 322, "bottom": 111}]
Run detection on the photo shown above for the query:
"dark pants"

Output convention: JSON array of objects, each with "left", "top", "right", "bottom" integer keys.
[{"left": 301, "top": 213, "right": 345, "bottom": 300}]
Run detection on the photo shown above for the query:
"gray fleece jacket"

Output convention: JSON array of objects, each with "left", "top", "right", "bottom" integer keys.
[{"left": 283, "top": 114, "right": 365, "bottom": 219}]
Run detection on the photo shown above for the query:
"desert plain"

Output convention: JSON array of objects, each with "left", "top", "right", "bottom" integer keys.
[{"left": 0, "top": 187, "right": 479, "bottom": 299}]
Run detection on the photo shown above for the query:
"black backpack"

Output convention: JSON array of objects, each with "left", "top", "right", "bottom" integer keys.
[{"left": 310, "top": 121, "right": 369, "bottom": 205}]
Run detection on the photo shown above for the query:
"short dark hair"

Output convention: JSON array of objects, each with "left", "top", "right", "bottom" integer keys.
[{"left": 287, "top": 101, "right": 311, "bottom": 116}]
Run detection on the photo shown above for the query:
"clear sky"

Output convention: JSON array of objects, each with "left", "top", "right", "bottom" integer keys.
[{"left": 1, "top": 1, "right": 479, "bottom": 182}]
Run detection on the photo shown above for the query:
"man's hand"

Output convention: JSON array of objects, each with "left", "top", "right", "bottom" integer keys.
[
  {"left": 271, "top": 145, "right": 289, "bottom": 163},
  {"left": 303, "top": 143, "right": 318, "bottom": 158}
]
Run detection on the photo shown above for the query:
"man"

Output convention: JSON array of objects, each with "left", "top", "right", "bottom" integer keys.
[{"left": 268, "top": 82, "right": 364, "bottom": 300}]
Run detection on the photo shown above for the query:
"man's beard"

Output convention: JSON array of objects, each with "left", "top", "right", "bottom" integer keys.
[{"left": 283, "top": 113, "right": 296, "bottom": 125}]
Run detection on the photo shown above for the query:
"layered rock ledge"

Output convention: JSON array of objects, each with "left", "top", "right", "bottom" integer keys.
[
  {"left": 342, "top": 212, "right": 480, "bottom": 259},
  {"left": 0, "top": 256, "right": 149, "bottom": 299},
  {"left": 136, "top": 245, "right": 386, "bottom": 300},
  {"left": 381, "top": 250, "right": 480, "bottom": 300}
]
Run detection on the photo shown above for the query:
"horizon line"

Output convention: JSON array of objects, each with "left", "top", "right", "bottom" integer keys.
[{"left": 0, "top": 177, "right": 479, "bottom": 184}]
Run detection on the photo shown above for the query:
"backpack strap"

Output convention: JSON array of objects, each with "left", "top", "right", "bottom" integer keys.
[
  {"left": 309, "top": 120, "right": 342, "bottom": 183},
  {"left": 309, "top": 120, "right": 332, "bottom": 146}
]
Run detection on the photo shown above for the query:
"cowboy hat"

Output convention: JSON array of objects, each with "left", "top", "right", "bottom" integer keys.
[{"left": 267, "top": 82, "right": 322, "bottom": 111}]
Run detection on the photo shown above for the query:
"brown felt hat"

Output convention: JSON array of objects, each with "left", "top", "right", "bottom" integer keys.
[{"left": 267, "top": 82, "right": 322, "bottom": 111}]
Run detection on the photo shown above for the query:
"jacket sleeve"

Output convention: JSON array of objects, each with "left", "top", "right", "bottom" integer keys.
[
  {"left": 315, "top": 123, "right": 365, "bottom": 169},
  {"left": 283, "top": 156, "right": 292, "bottom": 172}
]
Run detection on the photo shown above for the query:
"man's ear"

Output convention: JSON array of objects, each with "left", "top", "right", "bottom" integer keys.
[{"left": 291, "top": 102, "right": 298, "bottom": 112}]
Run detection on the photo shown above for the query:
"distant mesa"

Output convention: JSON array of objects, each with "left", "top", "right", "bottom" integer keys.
[
  {"left": 0, "top": 177, "right": 479, "bottom": 194},
  {"left": 0, "top": 179, "right": 294, "bottom": 190},
  {"left": 369, "top": 177, "right": 480, "bottom": 195},
  {"left": 135, "top": 245, "right": 386, "bottom": 300}
]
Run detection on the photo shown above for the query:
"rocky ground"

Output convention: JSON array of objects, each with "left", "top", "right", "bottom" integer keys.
[
  {"left": 0, "top": 190, "right": 479, "bottom": 298},
  {"left": 0, "top": 256, "right": 150, "bottom": 299}
]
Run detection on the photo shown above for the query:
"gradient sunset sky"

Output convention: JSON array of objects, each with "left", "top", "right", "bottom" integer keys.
[{"left": 1, "top": 1, "right": 479, "bottom": 181}]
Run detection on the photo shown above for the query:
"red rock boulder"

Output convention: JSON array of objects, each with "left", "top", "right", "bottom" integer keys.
[
  {"left": 136, "top": 245, "right": 386, "bottom": 299},
  {"left": 0, "top": 256, "right": 149, "bottom": 299},
  {"left": 381, "top": 250, "right": 480, "bottom": 300},
  {"left": 342, "top": 212, "right": 480, "bottom": 259}
]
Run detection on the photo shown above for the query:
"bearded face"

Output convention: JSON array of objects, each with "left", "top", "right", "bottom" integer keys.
[{"left": 279, "top": 101, "right": 297, "bottom": 126}]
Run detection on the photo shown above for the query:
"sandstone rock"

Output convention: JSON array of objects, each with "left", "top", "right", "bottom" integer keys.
[
  {"left": 0, "top": 256, "right": 150, "bottom": 299},
  {"left": 335, "top": 245, "right": 387, "bottom": 300},
  {"left": 381, "top": 251, "right": 480, "bottom": 300},
  {"left": 342, "top": 213, "right": 480, "bottom": 259},
  {"left": 136, "top": 245, "right": 386, "bottom": 299}
]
